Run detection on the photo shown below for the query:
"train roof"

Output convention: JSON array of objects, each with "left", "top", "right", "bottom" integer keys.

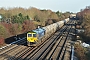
[
  {"left": 32, "top": 28, "right": 45, "bottom": 34},
  {"left": 27, "top": 31, "right": 36, "bottom": 34}
]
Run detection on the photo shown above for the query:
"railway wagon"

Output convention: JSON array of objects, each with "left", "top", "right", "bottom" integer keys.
[
  {"left": 63, "top": 18, "right": 69, "bottom": 24},
  {"left": 56, "top": 21, "right": 64, "bottom": 29},
  {"left": 52, "top": 23, "right": 59, "bottom": 32},
  {"left": 27, "top": 18, "right": 70, "bottom": 46},
  {"left": 42, "top": 24, "right": 56, "bottom": 39}
]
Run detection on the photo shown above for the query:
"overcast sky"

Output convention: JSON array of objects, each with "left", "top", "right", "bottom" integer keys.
[{"left": 0, "top": 0, "right": 90, "bottom": 13}]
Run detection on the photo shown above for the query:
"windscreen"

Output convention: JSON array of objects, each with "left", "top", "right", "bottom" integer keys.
[
  {"left": 33, "top": 34, "right": 36, "bottom": 37},
  {"left": 28, "top": 34, "right": 32, "bottom": 37}
]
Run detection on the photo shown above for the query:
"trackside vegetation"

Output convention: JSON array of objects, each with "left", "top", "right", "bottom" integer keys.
[{"left": 76, "top": 6, "right": 90, "bottom": 60}]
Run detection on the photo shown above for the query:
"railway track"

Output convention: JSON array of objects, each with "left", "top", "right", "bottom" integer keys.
[
  {"left": 26, "top": 23, "right": 72, "bottom": 60},
  {"left": 24, "top": 26, "right": 67, "bottom": 60},
  {"left": 0, "top": 37, "right": 28, "bottom": 60},
  {"left": 0, "top": 20, "right": 76, "bottom": 60},
  {"left": 0, "top": 37, "right": 26, "bottom": 53},
  {"left": 21, "top": 20, "right": 74, "bottom": 60},
  {"left": 22, "top": 19, "right": 74, "bottom": 60}
]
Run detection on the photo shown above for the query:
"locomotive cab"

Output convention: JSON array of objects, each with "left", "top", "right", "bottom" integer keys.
[{"left": 27, "top": 32, "right": 38, "bottom": 46}]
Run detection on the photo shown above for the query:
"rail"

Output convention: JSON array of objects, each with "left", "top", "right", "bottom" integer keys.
[{"left": 71, "top": 45, "right": 74, "bottom": 60}]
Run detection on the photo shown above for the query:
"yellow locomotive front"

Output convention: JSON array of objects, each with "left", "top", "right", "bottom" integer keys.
[{"left": 27, "top": 32, "right": 38, "bottom": 46}]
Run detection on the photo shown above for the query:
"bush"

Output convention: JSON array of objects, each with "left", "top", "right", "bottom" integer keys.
[
  {"left": 74, "top": 44, "right": 87, "bottom": 60},
  {"left": 0, "top": 24, "right": 9, "bottom": 38},
  {"left": 0, "top": 37, "right": 4, "bottom": 45},
  {"left": 22, "top": 20, "right": 36, "bottom": 32}
]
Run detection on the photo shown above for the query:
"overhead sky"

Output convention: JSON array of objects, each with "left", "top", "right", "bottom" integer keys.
[{"left": 0, "top": 0, "right": 90, "bottom": 13}]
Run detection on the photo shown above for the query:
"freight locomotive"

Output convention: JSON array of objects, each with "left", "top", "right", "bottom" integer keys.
[{"left": 27, "top": 18, "right": 69, "bottom": 46}]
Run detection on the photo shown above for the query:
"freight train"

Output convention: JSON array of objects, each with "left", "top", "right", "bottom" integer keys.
[{"left": 27, "top": 18, "right": 69, "bottom": 46}]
